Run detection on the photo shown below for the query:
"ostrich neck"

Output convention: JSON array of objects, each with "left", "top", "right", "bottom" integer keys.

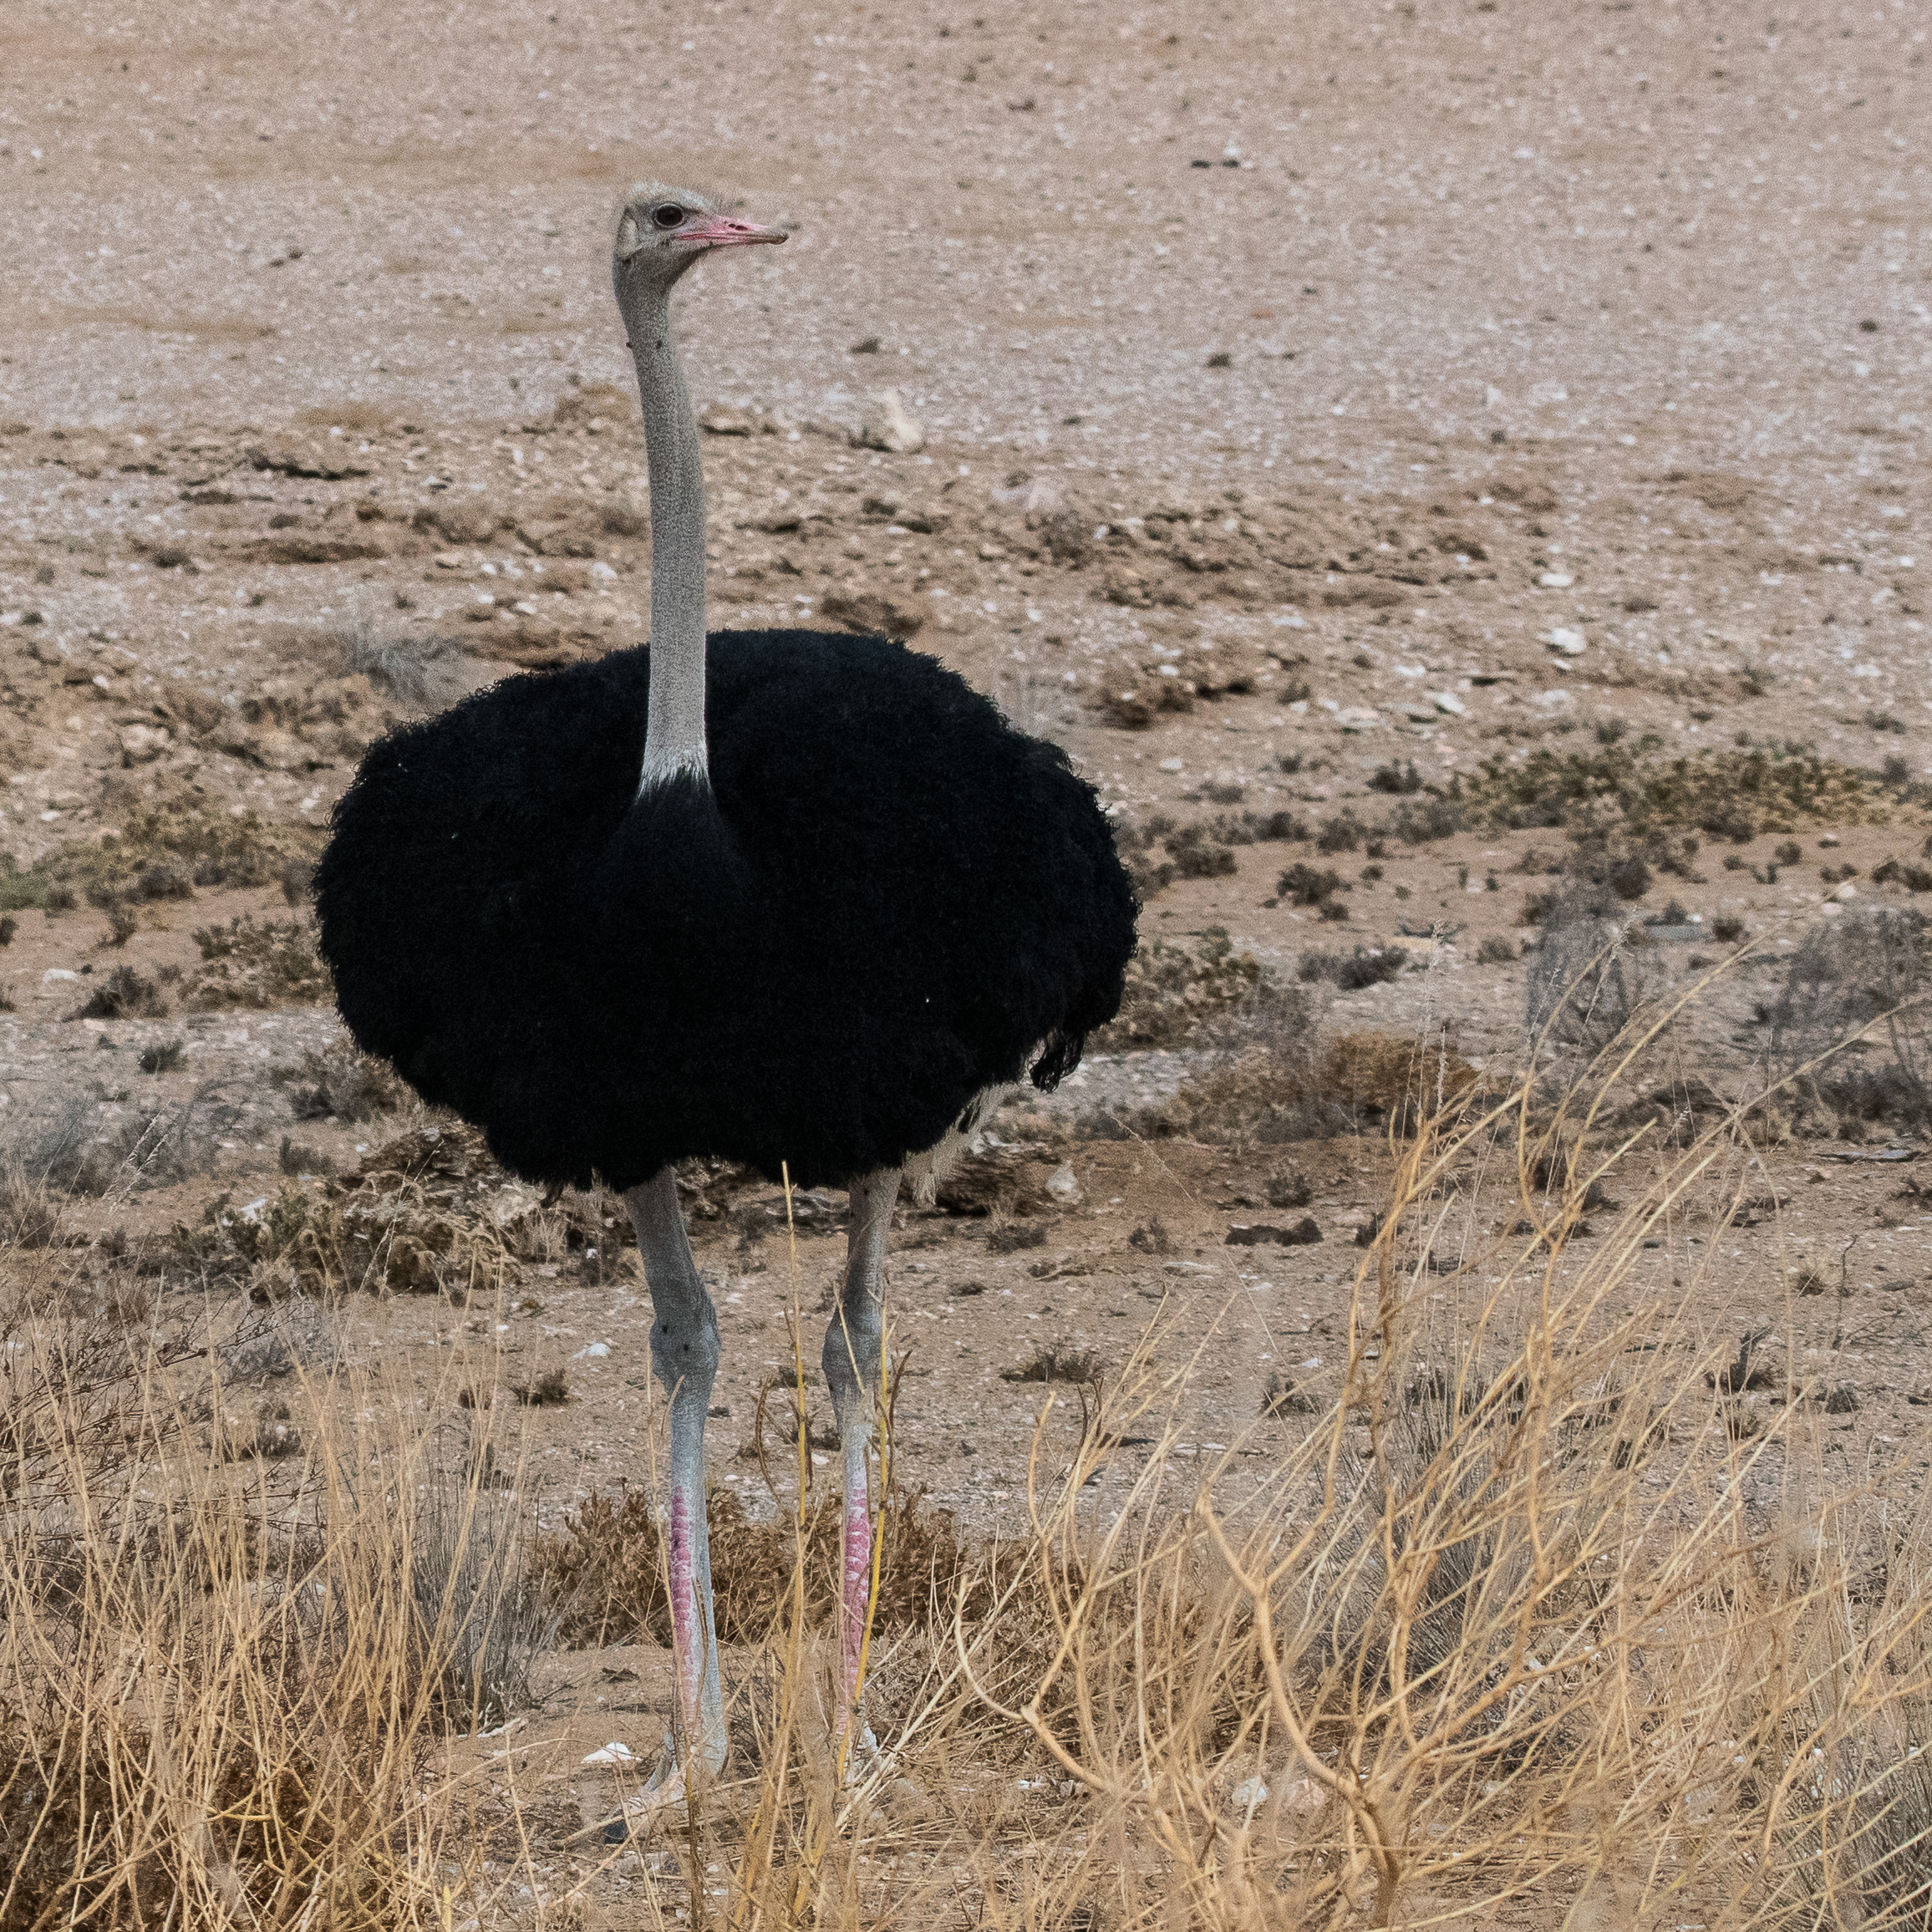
[{"left": 623, "top": 279, "right": 709, "bottom": 790}]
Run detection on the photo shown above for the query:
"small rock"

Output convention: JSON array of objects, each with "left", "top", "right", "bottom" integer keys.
[
  {"left": 1279, "top": 1776, "right": 1325, "bottom": 1813},
  {"left": 990, "top": 474, "right": 1065, "bottom": 519},
  {"left": 1538, "top": 571, "right": 1574, "bottom": 589},
  {"left": 1879, "top": 1278, "right": 1914, "bottom": 1293},
  {"left": 119, "top": 724, "right": 171, "bottom": 765},
  {"left": 254, "top": 729, "right": 310, "bottom": 771},
  {"left": 1548, "top": 627, "right": 1588, "bottom": 654},
  {"left": 1430, "top": 690, "right": 1467, "bottom": 716},
  {"left": 1335, "top": 706, "right": 1381, "bottom": 732},
  {"left": 699, "top": 404, "right": 754, "bottom": 435},
  {"left": 1045, "top": 1162, "right": 1083, "bottom": 1205},
  {"left": 856, "top": 389, "right": 925, "bottom": 454},
  {"left": 1226, "top": 1218, "right": 1322, "bottom": 1248},
  {"left": 1228, "top": 1776, "right": 1269, "bottom": 1809},
  {"left": 849, "top": 335, "right": 882, "bottom": 354},
  {"left": 575, "top": 1341, "right": 612, "bottom": 1359},
  {"left": 581, "top": 1741, "right": 635, "bottom": 1766}
]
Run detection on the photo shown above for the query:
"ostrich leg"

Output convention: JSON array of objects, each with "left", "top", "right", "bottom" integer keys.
[
  {"left": 625, "top": 1167, "right": 727, "bottom": 1807},
  {"left": 821, "top": 1167, "right": 901, "bottom": 1758}
]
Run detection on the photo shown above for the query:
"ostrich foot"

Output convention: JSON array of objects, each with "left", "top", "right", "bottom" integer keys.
[{"left": 597, "top": 1736, "right": 719, "bottom": 1842}]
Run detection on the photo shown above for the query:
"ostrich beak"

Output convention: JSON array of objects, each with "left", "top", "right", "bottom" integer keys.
[{"left": 682, "top": 214, "right": 787, "bottom": 251}]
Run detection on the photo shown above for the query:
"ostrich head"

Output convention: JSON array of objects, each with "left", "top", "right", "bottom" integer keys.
[{"left": 613, "top": 183, "right": 786, "bottom": 292}]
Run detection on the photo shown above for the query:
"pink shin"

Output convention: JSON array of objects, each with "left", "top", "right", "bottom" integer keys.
[
  {"left": 839, "top": 1472, "right": 873, "bottom": 1713},
  {"left": 668, "top": 1487, "right": 704, "bottom": 1739}
]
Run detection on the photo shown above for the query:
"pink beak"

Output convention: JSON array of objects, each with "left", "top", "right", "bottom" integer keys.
[{"left": 680, "top": 213, "right": 787, "bottom": 251}]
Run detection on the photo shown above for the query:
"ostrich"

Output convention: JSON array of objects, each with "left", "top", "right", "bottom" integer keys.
[{"left": 314, "top": 186, "right": 1136, "bottom": 1807}]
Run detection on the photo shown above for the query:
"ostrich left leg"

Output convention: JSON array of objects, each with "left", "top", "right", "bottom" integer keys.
[
  {"left": 624, "top": 1167, "right": 726, "bottom": 1810},
  {"left": 821, "top": 1167, "right": 901, "bottom": 1757}
]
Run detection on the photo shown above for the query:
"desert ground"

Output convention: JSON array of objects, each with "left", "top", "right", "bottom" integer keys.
[{"left": 3, "top": 1, "right": 1932, "bottom": 1927}]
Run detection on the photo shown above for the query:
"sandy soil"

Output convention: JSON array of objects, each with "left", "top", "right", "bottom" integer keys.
[{"left": 3, "top": 7, "right": 1932, "bottom": 1894}]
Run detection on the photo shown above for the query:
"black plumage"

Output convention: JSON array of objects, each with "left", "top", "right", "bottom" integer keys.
[{"left": 315, "top": 628, "right": 1136, "bottom": 1192}]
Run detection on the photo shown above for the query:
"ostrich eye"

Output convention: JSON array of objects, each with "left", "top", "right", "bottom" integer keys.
[{"left": 651, "top": 204, "right": 686, "bottom": 231}]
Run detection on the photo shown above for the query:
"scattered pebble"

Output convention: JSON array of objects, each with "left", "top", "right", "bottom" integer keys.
[
  {"left": 1538, "top": 571, "right": 1575, "bottom": 589},
  {"left": 1548, "top": 628, "right": 1588, "bottom": 654},
  {"left": 857, "top": 389, "right": 925, "bottom": 454},
  {"left": 581, "top": 1741, "right": 635, "bottom": 1766}
]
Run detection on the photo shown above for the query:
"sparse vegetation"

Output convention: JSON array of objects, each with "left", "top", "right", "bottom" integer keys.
[
  {"left": 1279, "top": 861, "right": 1346, "bottom": 908},
  {"left": 73, "top": 963, "right": 168, "bottom": 1019},
  {"left": 333, "top": 623, "right": 451, "bottom": 705},
  {"left": 1763, "top": 907, "right": 1932, "bottom": 1126},
  {"left": 277, "top": 1042, "right": 411, "bottom": 1121},
  {"left": 0, "top": 963, "right": 1928, "bottom": 1929},
  {"left": 186, "top": 914, "right": 333, "bottom": 1009},
  {"left": 1091, "top": 926, "right": 1264, "bottom": 1049},
  {"left": 1000, "top": 1344, "right": 1101, "bottom": 1385},
  {"left": 0, "top": 801, "right": 322, "bottom": 912},
  {"left": 1298, "top": 943, "right": 1406, "bottom": 989},
  {"left": 1453, "top": 741, "right": 1907, "bottom": 837},
  {"left": 1265, "top": 1162, "right": 1314, "bottom": 1208},
  {"left": 511, "top": 1365, "right": 570, "bottom": 1406}
]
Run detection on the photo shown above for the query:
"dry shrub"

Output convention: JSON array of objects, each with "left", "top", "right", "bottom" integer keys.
[
  {"left": 1091, "top": 926, "right": 1263, "bottom": 1050},
  {"left": 1324, "top": 1030, "right": 1479, "bottom": 1128},
  {"left": 1298, "top": 943, "right": 1404, "bottom": 989},
  {"left": 328, "top": 624, "right": 451, "bottom": 707},
  {"left": 3, "top": 1081, "right": 229, "bottom": 1208},
  {"left": 1135, "top": 1020, "right": 1475, "bottom": 1146},
  {"left": 278, "top": 1042, "right": 411, "bottom": 1122},
  {"left": 532, "top": 1482, "right": 984, "bottom": 1650},
  {"left": 72, "top": 961, "right": 168, "bottom": 1018},
  {"left": 1526, "top": 895, "right": 1662, "bottom": 1063},
  {"left": 171, "top": 1122, "right": 536, "bottom": 1299},
  {"left": 186, "top": 913, "right": 333, "bottom": 1009},
  {"left": 1763, "top": 905, "right": 1932, "bottom": 1128},
  {"left": 0, "top": 800, "right": 320, "bottom": 913}
]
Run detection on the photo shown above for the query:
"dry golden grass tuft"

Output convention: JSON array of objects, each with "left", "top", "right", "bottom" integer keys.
[{"left": 0, "top": 1238, "right": 544, "bottom": 1928}]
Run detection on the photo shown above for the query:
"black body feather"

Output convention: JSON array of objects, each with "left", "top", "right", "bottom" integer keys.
[{"left": 314, "top": 630, "right": 1137, "bottom": 1192}]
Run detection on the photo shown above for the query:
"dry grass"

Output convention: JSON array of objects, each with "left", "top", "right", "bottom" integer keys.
[
  {"left": 4, "top": 963, "right": 1932, "bottom": 1929},
  {"left": 0, "top": 800, "right": 322, "bottom": 913},
  {"left": 0, "top": 1240, "right": 541, "bottom": 1926}
]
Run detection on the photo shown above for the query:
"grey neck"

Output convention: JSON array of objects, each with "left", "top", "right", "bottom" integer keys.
[{"left": 617, "top": 273, "right": 709, "bottom": 791}]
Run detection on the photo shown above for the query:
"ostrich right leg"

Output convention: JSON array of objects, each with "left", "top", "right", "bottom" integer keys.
[
  {"left": 624, "top": 1167, "right": 726, "bottom": 1811},
  {"left": 821, "top": 1167, "right": 901, "bottom": 1762}
]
